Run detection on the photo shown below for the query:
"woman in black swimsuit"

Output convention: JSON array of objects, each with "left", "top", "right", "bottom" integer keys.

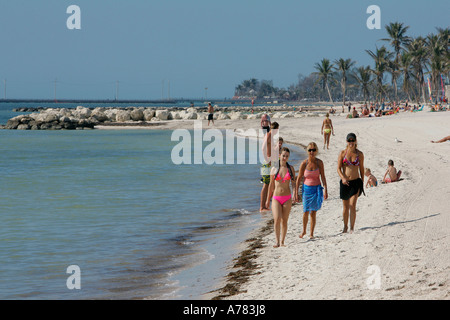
[{"left": 337, "top": 133, "right": 365, "bottom": 233}]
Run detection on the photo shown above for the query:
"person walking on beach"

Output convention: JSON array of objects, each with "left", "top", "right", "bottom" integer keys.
[
  {"left": 266, "top": 147, "right": 296, "bottom": 247},
  {"left": 321, "top": 113, "right": 334, "bottom": 150},
  {"left": 337, "top": 133, "right": 365, "bottom": 233},
  {"left": 260, "top": 120, "right": 278, "bottom": 212},
  {"left": 295, "top": 142, "right": 328, "bottom": 239},
  {"left": 207, "top": 103, "right": 214, "bottom": 126}
]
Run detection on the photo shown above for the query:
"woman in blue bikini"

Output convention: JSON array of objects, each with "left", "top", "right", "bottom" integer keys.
[{"left": 337, "top": 133, "right": 365, "bottom": 233}]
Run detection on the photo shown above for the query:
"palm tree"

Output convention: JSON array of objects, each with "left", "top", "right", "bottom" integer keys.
[
  {"left": 313, "top": 58, "right": 335, "bottom": 103},
  {"left": 382, "top": 22, "right": 411, "bottom": 102},
  {"left": 366, "top": 46, "right": 394, "bottom": 103},
  {"left": 382, "top": 22, "right": 411, "bottom": 59},
  {"left": 353, "top": 66, "right": 373, "bottom": 104},
  {"left": 387, "top": 58, "right": 402, "bottom": 102},
  {"left": 400, "top": 52, "right": 414, "bottom": 101},
  {"left": 436, "top": 27, "right": 450, "bottom": 81},
  {"left": 334, "top": 58, "right": 356, "bottom": 107},
  {"left": 426, "top": 33, "right": 446, "bottom": 102},
  {"left": 408, "top": 37, "right": 428, "bottom": 103}
]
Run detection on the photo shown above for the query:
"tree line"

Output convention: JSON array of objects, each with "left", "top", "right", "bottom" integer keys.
[{"left": 234, "top": 22, "right": 449, "bottom": 105}]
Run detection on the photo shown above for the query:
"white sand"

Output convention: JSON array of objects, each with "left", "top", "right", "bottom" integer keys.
[
  {"left": 99, "top": 109, "right": 450, "bottom": 299},
  {"left": 218, "top": 109, "right": 450, "bottom": 300}
]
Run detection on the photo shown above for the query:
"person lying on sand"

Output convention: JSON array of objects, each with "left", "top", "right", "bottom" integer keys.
[{"left": 431, "top": 136, "right": 450, "bottom": 143}]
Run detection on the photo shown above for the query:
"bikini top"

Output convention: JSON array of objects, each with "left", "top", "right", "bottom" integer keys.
[
  {"left": 343, "top": 150, "right": 360, "bottom": 166},
  {"left": 275, "top": 170, "right": 291, "bottom": 183},
  {"left": 304, "top": 159, "right": 321, "bottom": 186},
  {"left": 274, "top": 161, "right": 293, "bottom": 183}
]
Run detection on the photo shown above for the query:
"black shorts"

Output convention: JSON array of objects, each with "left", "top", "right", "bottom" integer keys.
[
  {"left": 340, "top": 178, "right": 365, "bottom": 200},
  {"left": 208, "top": 113, "right": 214, "bottom": 120}
]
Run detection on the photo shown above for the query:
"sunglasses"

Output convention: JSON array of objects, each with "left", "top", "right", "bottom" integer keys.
[
  {"left": 308, "top": 148, "right": 317, "bottom": 152},
  {"left": 347, "top": 139, "right": 356, "bottom": 143}
]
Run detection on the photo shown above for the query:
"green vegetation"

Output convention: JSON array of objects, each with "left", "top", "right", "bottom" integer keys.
[{"left": 234, "top": 23, "right": 449, "bottom": 104}]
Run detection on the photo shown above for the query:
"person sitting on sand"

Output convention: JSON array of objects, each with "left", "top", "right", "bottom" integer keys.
[
  {"left": 431, "top": 135, "right": 450, "bottom": 143},
  {"left": 362, "top": 107, "right": 370, "bottom": 117},
  {"left": 352, "top": 107, "right": 359, "bottom": 118},
  {"left": 266, "top": 147, "right": 296, "bottom": 247},
  {"left": 382, "top": 160, "right": 402, "bottom": 183},
  {"left": 364, "top": 168, "right": 378, "bottom": 187}
]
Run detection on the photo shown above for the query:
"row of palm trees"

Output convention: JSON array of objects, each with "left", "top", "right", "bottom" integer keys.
[
  {"left": 235, "top": 22, "right": 449, "bottom": 104},
  {"left": 314, "top": 22, "right": 449, "bottom": 105}
]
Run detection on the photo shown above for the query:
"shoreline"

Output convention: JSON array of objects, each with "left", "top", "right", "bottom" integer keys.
[{"left": 197, "top": 140, "right": 306, "bottom": 300}]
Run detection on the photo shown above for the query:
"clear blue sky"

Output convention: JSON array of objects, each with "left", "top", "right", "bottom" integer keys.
[{"left": 0, "top": 0, "right": 448, "bottom": 100}]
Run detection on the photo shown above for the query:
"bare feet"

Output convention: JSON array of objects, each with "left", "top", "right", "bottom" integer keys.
[
  {"left": 299, "top": 232, "right": 306, "bottom": 238},
  {"left": 260, "top": 207, "right": 271, "bottom": 213},
  {"left": 342, "top": 225, "right": 348, "bottom": 233}
]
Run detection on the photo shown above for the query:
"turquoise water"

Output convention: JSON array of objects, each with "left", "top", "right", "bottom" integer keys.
[{"left": 0, "top": 103, "right": 304, "bottom": 299}]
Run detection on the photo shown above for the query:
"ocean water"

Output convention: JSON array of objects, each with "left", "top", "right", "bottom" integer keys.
[{"left": 0, "top": 102, "right": 305, "bottom": 299}]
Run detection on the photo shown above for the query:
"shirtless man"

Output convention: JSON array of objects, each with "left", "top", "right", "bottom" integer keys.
[
  {"left": 207, "top": 103, "right": 214, "bottom": 126},
  {"left": 260, "top": 121, "right": 279, "bottom": 212},
  {"left": 382, "top": 160, "right": 402, "bottom": 183},
  {"left": 321, "top": 113, "right": 334, "bottom": 150}
]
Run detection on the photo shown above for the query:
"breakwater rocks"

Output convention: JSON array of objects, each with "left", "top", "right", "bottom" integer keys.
[{"left": 3, "top": 105, "right": 327, "bottom": 130}]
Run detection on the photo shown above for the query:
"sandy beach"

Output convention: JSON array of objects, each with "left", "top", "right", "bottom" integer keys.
[
  {"left": 98, "top": 107, "right": 450, "bottom": 299},
  {"left": 201, "top": 108, "right": 449, "bottom": 300}
]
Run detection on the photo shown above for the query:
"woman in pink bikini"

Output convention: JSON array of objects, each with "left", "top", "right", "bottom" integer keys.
[
  {"left": 266, "top": 147, "right": 296, "bottom": 248},
  {"left": 295, "top": 142, "right": 328, "bottom": 239}
]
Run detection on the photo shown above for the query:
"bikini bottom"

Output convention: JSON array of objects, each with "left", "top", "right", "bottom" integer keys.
[
  {"left": 273, "top": 195, "right": 292, "bottom": 206},
  {"left": 340, "top": 178, "right": 365, "bottom": 200}
]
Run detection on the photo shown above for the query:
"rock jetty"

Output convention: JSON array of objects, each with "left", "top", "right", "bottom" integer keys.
[{"left": 3, "top": 104, "right": 330, "bottom": 130}]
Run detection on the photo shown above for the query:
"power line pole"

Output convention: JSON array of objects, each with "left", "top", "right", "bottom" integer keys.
[
  {"left": 115, "top": 81, "right": 119, "bottom": 101},
  {"left": 3, "top": 79, "right": 6, "bottom": 99},
  {"left": 162, "top": 80, "right": 164, "bottom": 100},
  {"left": 168, "top": 80, "right": 170, "bottom": 100}
]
